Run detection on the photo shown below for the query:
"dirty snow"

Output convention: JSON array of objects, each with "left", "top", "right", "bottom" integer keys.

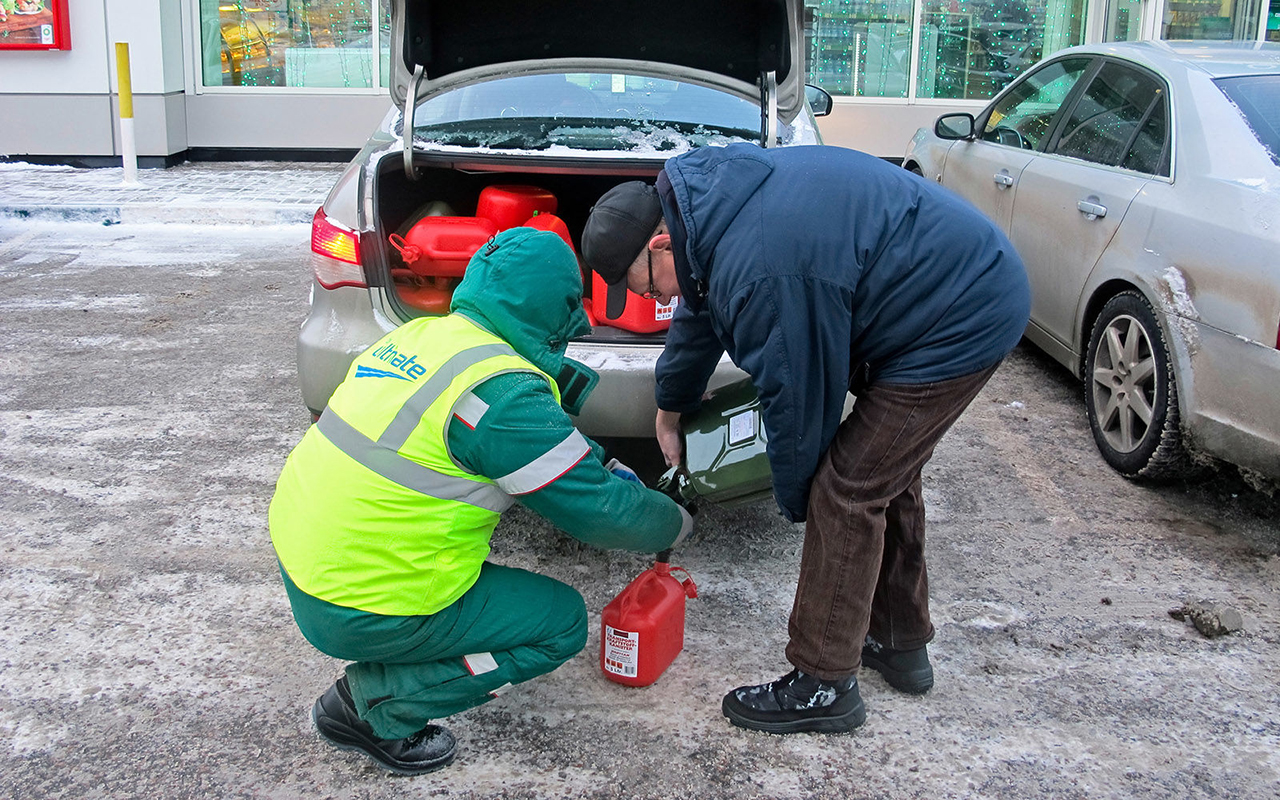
[{"left": 2, "top": 221, "right": 1279, "bottom": 799}]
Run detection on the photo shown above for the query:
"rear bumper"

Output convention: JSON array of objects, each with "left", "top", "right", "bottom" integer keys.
[
  {"left": 1182, "top": 322, "right": 1280, "bottom": 481},
  {"left": 567, "top": 341, "right": 746, "bottom": 438}
]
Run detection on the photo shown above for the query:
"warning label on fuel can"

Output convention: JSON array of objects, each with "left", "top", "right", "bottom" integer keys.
[{"left": 603, "top": 625, "right": 638, "bottom": 678}]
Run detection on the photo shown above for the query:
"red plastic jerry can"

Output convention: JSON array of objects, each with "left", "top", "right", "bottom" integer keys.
[
  {"left": 600, "top": 555, "right": 697, "bottom": 687},
  {"left": 476, "top": 185, "right": 557, "bottom": 230},
  {"left": 388, "top": 216, "right": 498, "bottom": 277},
  {"left": 520, "top": 212, "right": 574, "bottom": 252},
  {"left": 590, "top": 270, "right": 679, "bottom": 334}
]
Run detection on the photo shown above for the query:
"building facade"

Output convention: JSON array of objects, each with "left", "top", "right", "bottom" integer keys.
[{"left": 1, "top": 0, "right": 1277, "bottom": 163}]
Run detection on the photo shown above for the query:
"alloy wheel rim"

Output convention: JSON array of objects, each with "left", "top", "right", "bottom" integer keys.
[{"left": 1091, "top": 314, "right": 1157, "bottom": 453}]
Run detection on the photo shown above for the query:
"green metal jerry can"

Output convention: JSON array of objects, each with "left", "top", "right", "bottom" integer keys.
[{"left": 657, "top": 376, "right": 774, "bottom": 508}]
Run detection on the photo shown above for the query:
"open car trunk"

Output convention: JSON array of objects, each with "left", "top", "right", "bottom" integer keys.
[{"left": 369, "top": 152, "right": 676, "bottom": 342}]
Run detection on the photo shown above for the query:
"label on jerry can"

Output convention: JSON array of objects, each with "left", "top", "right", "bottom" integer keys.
[{"left": 603, "top": 625, "right": 639, "bottom": 678}]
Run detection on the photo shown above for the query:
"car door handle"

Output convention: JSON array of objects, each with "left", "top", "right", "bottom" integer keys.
[
  {"left": 993, "top": 173, "right": 1014, "bottom": 188},
  {"left": 1077, "top": 200, "right": 1108, "bottom": 219}
]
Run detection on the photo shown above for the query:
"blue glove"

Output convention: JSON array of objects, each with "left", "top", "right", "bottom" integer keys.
[{"left": 604, "top": 457, "right": 642, "bottom": 484}]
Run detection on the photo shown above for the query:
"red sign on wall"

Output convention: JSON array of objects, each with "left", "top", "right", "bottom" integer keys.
[{"left": 0, "top": 0, "right": 71, "bottom": 51}]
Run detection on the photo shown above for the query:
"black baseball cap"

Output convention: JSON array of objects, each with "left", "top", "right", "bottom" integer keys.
[{"left": 581, "top": 181, "right": 663, "bottom": 320}]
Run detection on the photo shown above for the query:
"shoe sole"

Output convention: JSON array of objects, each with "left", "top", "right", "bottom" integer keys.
[
  {"left": 721, "top": 694, "right": 867, "bottom": 734},
  {"left": 312, "top": 699, "right": 456, "bottom": 776},
  {"left": 861, "top": 653, "right": 933, "bottom": 694}
]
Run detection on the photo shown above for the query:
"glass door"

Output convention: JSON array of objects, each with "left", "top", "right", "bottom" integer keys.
[
  {"left": 1103, "top": 0, "right": 1147, "bottom": 40},
  {"left": 1161, "top": 0, "right": 1265, "bottom": 39}
]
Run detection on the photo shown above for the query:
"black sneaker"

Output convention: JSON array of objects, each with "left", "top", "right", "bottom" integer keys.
[
  {"left": 861, "top": 636, "right": 934, "bottom": 694},
  {"left": 312, "top": 675, "right": 457, "bottom": 775},
  {"left": 721, "top": 669, "right": 866, "bottom": 734}
]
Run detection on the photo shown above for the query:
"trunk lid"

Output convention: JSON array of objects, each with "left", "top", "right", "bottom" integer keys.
[{"left": 388, "top": 0, "right": 805, "bottom": 124}]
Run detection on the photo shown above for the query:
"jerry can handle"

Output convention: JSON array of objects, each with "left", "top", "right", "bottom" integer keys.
[{"left": 669, "top": 566, "right": 698, "bottom": 599}]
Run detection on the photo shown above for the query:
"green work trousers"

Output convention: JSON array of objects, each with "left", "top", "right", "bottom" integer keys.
[{"left": 281, "top": 561, "right": 588, "bottom": 739}]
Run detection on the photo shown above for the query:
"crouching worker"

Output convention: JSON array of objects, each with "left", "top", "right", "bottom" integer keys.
[{"left": 269, "top": 227, "right": 691, "bottom": 775}]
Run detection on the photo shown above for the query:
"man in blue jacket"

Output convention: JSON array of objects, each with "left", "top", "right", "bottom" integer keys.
[{"left": 582, "top": 144, "right": 1030, "bottom": 734}]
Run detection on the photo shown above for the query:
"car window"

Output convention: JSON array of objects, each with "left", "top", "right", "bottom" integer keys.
[
  {"left": 411, "top": 72, "right": 770, "bottom": 151},
  {"left": 981, "top": 57, "right": 1092, "bottom": 151},
  {"left": 1052, "top": 62, "right": 1167, "bottom": 173},
  {"left": 1121, "top": 99, "right": 1169, "bottom": 176},
  {"left": 1215, "top": 75, "right": 1280, "bottom": 168}
]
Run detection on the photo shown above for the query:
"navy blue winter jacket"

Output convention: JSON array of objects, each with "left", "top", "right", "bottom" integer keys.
[{"left": 654, "top": 144, "right": 1030, "bottom": 522}]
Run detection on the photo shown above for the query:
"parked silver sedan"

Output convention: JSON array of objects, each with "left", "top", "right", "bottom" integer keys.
[{"left": 904, "top": 41, "right": 1280, "bottom": 483}]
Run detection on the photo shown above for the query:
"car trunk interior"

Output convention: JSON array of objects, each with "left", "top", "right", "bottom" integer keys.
[{"left": 372, "top": 157, "right": 671, "bottom": 342}]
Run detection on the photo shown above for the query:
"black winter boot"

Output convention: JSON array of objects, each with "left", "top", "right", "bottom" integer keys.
[
  {"left": 861, "top": 636, "right": 934, "bottom": 694},
  {"left": 721, "top": 669, "right": 866, "bottom": 734},
  {"left": 312, "top": 675, "right": 457, "bottom": 775}
]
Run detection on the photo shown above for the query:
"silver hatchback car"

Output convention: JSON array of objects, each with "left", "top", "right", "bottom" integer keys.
[
  {"left": 904, "top": 41, "right": 1280, "bottom": 484},
  {"left": 298, "top": 0, "right": 829, "bottom": 437}
]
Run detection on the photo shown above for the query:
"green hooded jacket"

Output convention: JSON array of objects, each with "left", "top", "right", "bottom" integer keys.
[{"left": 445, "top": 228, "right": 682, "bottom": 552}]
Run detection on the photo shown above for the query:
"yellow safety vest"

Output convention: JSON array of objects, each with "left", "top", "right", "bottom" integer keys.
[{"left": 269, "top": 313, "right": 559, "bottom": 616}]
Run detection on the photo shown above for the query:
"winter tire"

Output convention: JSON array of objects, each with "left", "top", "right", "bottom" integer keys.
[{"left": 1083, "top": 291, "right": 1188, "bottom": 479}]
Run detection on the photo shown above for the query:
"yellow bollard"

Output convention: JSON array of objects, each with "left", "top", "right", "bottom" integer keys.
[{"left": 115, "top": 42, "right": 138, "bottom": 185}]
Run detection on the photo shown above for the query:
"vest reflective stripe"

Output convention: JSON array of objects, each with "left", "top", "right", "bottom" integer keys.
[
  {"left": 377, "top": 343, "right": 516, "bottom": 451},
  {"left": 316, "top": 408, "right": 514, "bottom": 514},
  {"left": 493, "top": 429, "right": 592, "bottom": 495},
  {"left": 269, "top": 313, "right": 562, "bottom": 616},
  {"left": 451, "top": 391, "right": 490, "bottom": 429}
]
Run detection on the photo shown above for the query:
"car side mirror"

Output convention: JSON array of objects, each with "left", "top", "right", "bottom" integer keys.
[
  {"left": 805, "top": 84, "right": 833, "bottom": 117},
  {"left": 934, "top": 113, "right": 976, "bottom": 140}
]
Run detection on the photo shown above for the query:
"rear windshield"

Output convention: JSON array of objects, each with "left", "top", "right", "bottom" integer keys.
[
  {"left": 1215, "top": 75, "right": 1280, "bottom": 167},
  {"left": 411, "top": 72, "right": 771, "bottom": 152}
]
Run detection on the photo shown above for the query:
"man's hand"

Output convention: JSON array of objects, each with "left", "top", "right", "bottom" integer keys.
[
  {"left": 655, "top": 409, "right": 683, "bottom": 467},
  {"left": 603, "top": 458, "right": 642, "bottom": 483}
]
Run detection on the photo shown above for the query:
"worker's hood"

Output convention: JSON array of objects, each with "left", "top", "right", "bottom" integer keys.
[
  {"left": 450, "top": 227, "right": 591, "bottom": 378},
  {"left": 389, "top": 0, "right": 805, "bottom": 123}
]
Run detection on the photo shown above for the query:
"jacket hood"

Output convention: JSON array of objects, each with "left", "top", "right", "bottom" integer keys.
[
  {"left": 661, "top": 144, "right": 775, "bottom": 290},
  {"left": 450, "top": 227, "right": 591, "bottom": 376}
]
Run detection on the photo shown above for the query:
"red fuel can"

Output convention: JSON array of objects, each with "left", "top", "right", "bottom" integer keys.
[
  {"left": 591, "top": 270, "right": 679, "bottom": 334},
  {"left": 600, "top": 557, "right": 697, "bottom": 687},
  {"left": 388, "top": 216, "right": 498, "bottom": 277},
  {"left": 476, "top": 185, "right": 558, "bottom": 230},
  {"left": 520, "top": 212, "right": 574, "bottom": 251}
]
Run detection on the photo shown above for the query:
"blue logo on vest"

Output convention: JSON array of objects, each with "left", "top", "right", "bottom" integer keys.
[
  {"left": 355, "top": 366, "right": 412, "bottom": 380},
  {"left": 357, "top": 341, "right": 427, "bottom": 380}
]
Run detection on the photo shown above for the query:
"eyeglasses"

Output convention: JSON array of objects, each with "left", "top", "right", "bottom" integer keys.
[{"left": 641, "top": 248, "right": 658, "bottom": 300}]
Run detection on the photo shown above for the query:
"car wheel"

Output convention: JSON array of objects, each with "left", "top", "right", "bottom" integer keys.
[
  {"left": 1083, "top": 291, "right": 1188, "bottom": 479},
  {"left": 907, "top": 164, "right": 924, "bottom": 177}
]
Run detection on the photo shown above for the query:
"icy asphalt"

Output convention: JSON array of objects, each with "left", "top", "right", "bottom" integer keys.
[{"left": 1, "top": 162, "right": 1279, "bottom": 799}]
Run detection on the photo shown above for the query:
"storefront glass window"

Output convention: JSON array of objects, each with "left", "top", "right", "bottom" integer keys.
[
  {"left": 807, "top": 0, "right": 916, "bottom": 98},
  {"left": 200, "top": 0, "right": 378, "bottom": 88},
  {"left": 1161, "top": 0, "right": 1264, "bottom": 39},
  {"left": 919, "top": 0, "right": 1087, "bottom": 100},
  {"left": 1102, "top": 0, "right": 1144, "bottom": 41},
  {"left": 378, "top": 0, "right": 391, "bottom": 88},
  {"left": 805, "top": 0, "right": 1087, "bottom": 100},
  {"left": 1270, "top": 0, "right": 1280, "bottom": 41}
]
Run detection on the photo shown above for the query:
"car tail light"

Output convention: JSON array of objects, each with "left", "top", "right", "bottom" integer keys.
[{"left": 311, "top": 207, "right": 366, "bottom": 289}]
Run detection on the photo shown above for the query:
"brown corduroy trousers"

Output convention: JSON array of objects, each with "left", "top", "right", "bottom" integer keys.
[{"left": 784, "top": 363, "right": 1000, "bottom": 681}]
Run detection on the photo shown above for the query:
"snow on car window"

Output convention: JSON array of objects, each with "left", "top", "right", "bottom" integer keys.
[{"left": 409, "top": 72, "right": 773, "bottom": 151}]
